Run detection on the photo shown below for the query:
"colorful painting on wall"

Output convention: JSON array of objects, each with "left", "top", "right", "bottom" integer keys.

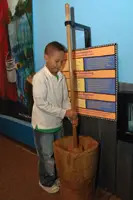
[
  {"left": 0, "top": 0, "right": 34, "bottom": 122},
  {"left": 8, "top": 0, "right": 34, "bottom": 106}
]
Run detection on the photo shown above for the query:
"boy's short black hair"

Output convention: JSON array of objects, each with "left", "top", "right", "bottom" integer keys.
[{"left": 44, "top": 41, "right": 67, "bottom": 55}]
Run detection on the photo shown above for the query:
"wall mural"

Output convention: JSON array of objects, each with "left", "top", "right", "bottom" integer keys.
[{"left": 0, "top": 0, "right": 34, "bottom": 122}]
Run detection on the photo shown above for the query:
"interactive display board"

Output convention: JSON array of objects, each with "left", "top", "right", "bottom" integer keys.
[{"left": 62, "top": 44, "right": 117, "bottom": 121}]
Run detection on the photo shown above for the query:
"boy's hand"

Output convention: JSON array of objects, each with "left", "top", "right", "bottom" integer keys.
[
  {"left": 65, "top": 109, "right": 78, "bottom": 126},
  {"left": 65, "top": 109, "right": 77, "bottom": 119}
]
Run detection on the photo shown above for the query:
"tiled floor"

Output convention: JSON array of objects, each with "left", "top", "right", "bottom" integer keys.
[{"left": 0, "top": 134, "right": 121, "bottom": 200}]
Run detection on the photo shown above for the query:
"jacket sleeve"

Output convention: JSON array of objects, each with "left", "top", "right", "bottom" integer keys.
[
  {"left": 32, "top": 75, "right": 66, "bottom": 119},
  {"left": 62, "top": 77, "right": 71, "bottom": 110}
]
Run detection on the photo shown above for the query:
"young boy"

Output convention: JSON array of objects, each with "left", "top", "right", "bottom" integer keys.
[{"left": 32, "top": 41, "right": 77, "bottom": 193}]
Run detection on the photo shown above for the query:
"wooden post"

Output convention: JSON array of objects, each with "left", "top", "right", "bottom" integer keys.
[{"left": 65, "top": 3, "right": 78, "bottom": 148}]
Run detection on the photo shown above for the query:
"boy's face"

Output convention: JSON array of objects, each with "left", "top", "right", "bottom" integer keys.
[{"left": 45, "top": 50, "right": 65, "bottom": 76}]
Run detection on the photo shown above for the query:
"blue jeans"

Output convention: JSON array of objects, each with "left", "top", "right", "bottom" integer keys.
[{"left": 33, "top": 127, "right": 64, "bottom": 186}]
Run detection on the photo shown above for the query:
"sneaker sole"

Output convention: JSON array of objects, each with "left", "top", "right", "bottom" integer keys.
[{"left": 39, "top": 182, "right": 59, "bottom": 194}]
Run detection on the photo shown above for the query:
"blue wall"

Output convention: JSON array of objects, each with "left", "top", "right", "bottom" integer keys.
[{"left": 33, "top": 0, "right": 133, "bottom": 83}]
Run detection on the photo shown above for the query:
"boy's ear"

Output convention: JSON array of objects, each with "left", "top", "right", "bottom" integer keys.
[{"left": 44, "top": 54, "right": 48, "bottom": 61}]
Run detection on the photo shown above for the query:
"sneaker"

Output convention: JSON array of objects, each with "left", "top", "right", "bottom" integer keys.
[{"left": 39, "top": 181, "right": 59, "bottom": 193}]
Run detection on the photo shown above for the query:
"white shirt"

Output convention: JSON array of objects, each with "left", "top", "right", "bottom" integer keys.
[{"left": 32, "top": 66, "right": 71, "bottom": 129}]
